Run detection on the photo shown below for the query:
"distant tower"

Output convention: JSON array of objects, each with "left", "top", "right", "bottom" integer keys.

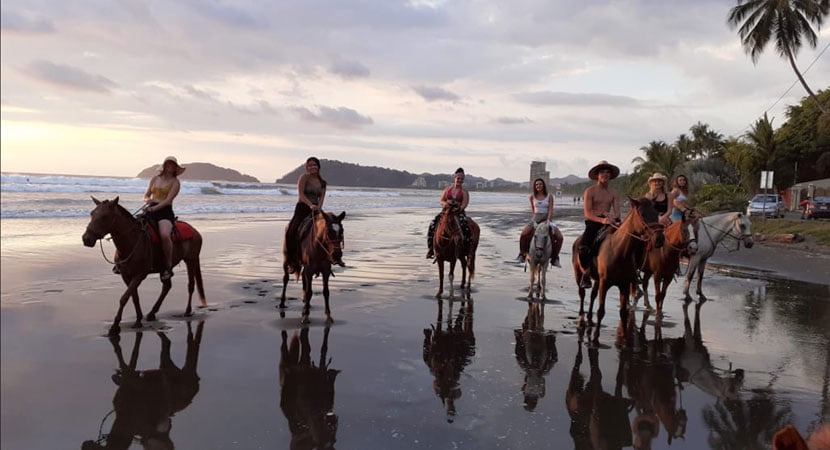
[{"left": 530, "top": 161, "right": 550, "bottom": 188}]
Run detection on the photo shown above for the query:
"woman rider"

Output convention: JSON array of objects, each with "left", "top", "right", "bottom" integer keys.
[
  {"left": 426, "top": 168, "right": 471, "bottom": 259},
  {"left": 517, "top": 178, "right": 564, "bottom": 267},
  {"left": 284, "top": 157, "right": 339, "bottom": 270},
  {"left": 143, "top": 156, "right": 185, "bottom": 281},
  {"left": 644, "top": 173, "right": 673, "bottom": 226},
  {"left": 670, "top": 174, "right": 692, "bottom": 223}
]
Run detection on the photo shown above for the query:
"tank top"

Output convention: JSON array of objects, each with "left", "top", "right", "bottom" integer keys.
[
  {"left": 653, "top": 194, "right": 668, "bottom": 214},
  {"left": 304, "top": 180, "right": 324, "bottom": 206},
  {"left": 151, "top": 179, "right": 173, "bottom": 201},
  {"left": 533, "top": 195, "right": 551, "bottom": 215}
]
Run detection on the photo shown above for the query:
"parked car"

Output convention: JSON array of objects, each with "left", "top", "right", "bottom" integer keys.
[
  {"left": 806, "top": 197, "right": 830, "bottom": 219},
  {"left": 746, "top": 194, "right": 785, "bottom": 218}
]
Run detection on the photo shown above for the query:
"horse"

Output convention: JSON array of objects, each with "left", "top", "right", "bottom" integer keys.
[
  {"left": 636, "top": 211, "right": 699, "bottom": 313},
  {"left": 82, "top": 321, "right": 204, "bottom": 450},
  {"left": 433, "top": 206, "right": 480, "bottom": 299},
  {"left": 570, "top": 198, "right": 665, "bottom": 342},
  {"left": 527, "top": 221, "right": 553, "bottom": 300},
  {"left": 683, "top": 211, "right": 753, "bottom": 301},
  {"left": 514, "top": 302, "right": 557, "bottom": 411},
  {"left": 82, "top": 197, "right": 206, "bottom": 336},
  {"left": 280, "top": 211, "right": 345, "bottom": 324},
  {"left": 279, "top": 326, "right": 339, "bottom": 450}
]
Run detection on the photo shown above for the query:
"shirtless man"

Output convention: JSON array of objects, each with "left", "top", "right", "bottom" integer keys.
[{"left": 578, "top": 161, "right": 621, "bottom": 288}]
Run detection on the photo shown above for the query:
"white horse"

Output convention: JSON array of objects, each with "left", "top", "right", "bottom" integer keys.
[
  {"left": 527, "top": 221, "right": 552, "bottom": 300},
  {"left": 684, "top": 211, "right": 753, "bottom": 301}
]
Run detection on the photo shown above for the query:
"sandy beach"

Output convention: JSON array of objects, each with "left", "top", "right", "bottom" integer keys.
[{"left": 2, "top": 205, "right": 828, "bottom": 449}]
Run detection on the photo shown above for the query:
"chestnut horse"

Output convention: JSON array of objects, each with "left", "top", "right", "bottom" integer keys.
[
  {"left": 82, "top": 197, "right": 206, "bottom": 336},
  {"left": 433, "top": 206, "right": 480, "bottom": 298},
  {"left": 570, "top": 198, "right": 664, "bottom": 342},
  {"left": 280, "top": 211, "right": 345, "bottom": 324},
  {"left": 635, "top": 211, "right": 699, "bottom": 313}
]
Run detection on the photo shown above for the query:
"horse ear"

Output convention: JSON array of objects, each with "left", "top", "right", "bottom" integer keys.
[
  {"left": 337, "top": 211, "right": 346, "bottom": 222},
  {"left": 112, "top": 196, "right": 120, "bottom": 206},
  {"left": 91, "top": 196, "right": 102, "bottom": 205}
]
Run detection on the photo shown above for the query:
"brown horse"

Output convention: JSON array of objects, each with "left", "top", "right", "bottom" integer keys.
[
  {"left": 280, "top": 211, "right": 345, "bottom": 324},
  {"left": 82, "top": 197, "right": 206, "bottom": 336},
  {"left": 635, "top": 211, "right": 699, "bottom": 313},
  {"left": 82, "top": 321, "right": 204, "bottom": 450},
  {"left": 571, "top": 198, "right": 664, "bottom": 342},
  {"left": 433, "top": 206, "right": 480, "bottom": 298},
  {"left": 279, "top": 326, "right": 339, "bottom": 450}
]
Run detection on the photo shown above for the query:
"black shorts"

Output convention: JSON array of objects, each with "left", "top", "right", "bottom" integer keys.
[{"left": 148, "top": 204, "right": 176, "bottom": 223}]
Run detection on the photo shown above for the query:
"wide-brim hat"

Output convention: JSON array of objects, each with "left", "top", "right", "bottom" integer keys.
[
  {"left": 158, "top": 156, "right": 186, "bottom": 176},
  {"left": 588, "top": 161, "right": 620, "bottom": 180},
  {"left": 647, "top": 172, "right": 667, "bottom": 183}
]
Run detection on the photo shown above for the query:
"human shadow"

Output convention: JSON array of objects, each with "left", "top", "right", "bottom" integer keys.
[
  {"left": 82, "top": 320, "right": 204, "bottom": 450},
  {"left": 423, "top": 298, "right": 476, "bottom": 422},
  {"left": 279, "top": 326, "right": 340, "bottom": 450},
  {"left": 565, "top": 330, "right": 633, "bottom": 449},
  {"left": 514, "top": 302, "right": 558, "bottom": 411}
]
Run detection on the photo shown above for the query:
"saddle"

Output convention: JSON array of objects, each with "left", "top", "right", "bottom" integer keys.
[{"left": 143, "top": 220, "right": 197, "bottom": 244}]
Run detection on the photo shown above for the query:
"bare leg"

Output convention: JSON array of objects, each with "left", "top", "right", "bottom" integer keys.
[
  {"left": 519, "top": 225, "right": 532, "bottom": 260},
  {"left": 158, "top": 220, "right": 174, "bottom": 279}
]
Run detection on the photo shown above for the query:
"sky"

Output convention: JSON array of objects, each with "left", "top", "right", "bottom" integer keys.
[{"left": 1, "top": 0, "right": 828, "bottom": 183}]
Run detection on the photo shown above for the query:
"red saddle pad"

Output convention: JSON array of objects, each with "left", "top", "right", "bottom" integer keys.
[{"left": 148, "top": 221, "right": 197, "bottom": 244}]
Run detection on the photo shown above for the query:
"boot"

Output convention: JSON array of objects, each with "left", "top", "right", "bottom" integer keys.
[{"left": 426, "top": 248, "right": 434, "bottom": 259}]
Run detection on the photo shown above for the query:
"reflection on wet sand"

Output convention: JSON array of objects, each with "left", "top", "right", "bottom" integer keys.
[
  {"left": 422, "top": 299, "right": 475, "bottom": 422},
  {"left": 279, "top": 326, "right": 340, "bottom": 450},
  {"left": 82, "top": 320, "right": 204, "bottom": 450},
  {"left": 514, "top": 302, "right": 557, "bottom": 411},
  {"left": 566, "top": 331, "right": 633, "bottom": 449}
]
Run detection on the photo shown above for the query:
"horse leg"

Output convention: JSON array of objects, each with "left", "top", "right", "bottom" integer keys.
[
  {"left": 184, "top": 255, "right": 207, "bottom": 309},
  {"left": 131, "top": 290, "right": 143, "bottom": 329},
  {"left": 147, "top": 278, "right": 173, "bottom": 320},
  {"left": 592, "top": 281, "right": 608, "bottom": 343},
  {"left": 683, "top": 258, "right": 696, "bottom": 301},
  {"left": 301, "top": 269, "right": 312, "bottom": 324},
  {"left": 448, "top": 260, "right": 456, "bottom": 299},
  {"left": 459, "top": 257, "right": 468, "bottom": 293},
  {"left": 696, "top": 258, "right": 708, "bottom": 301},
  {"left": 111, "top": 278, "right": 143, "bottom": 336},
  {"left": 656, "top": 276, "right": 670, "bottom": 314},
  {"left": 436, "top": 260, "right": 444, "bottom": 299},
  {"left": 642, "top": 273, "right": 654, "bottom": 311},
  {"left": 540, "top": 263, "right": 547, "bottom": 300},
  {"left": 322, "top": 270, "right": 333, "bottom": 324},
  {"left": 619, "top": 286, "right": 630, "bottom": 340},
  {"left": 280, "top": 262, "right": 290, "bottom": 308},
  {"left": 528, "top": 263, "right": 535, "bottom": 300},
  {"left": 587, "top": 284, "right": 599, "bottom": 326}
]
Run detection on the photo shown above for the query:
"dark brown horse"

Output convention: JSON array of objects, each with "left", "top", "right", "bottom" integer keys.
[
  {"left": 635, "top": 212, "right": 698, "bottom": 313},
  {"left": 82, "top": 197, "right": 206, "bottom": 336},
  {"left": 280, "top": 211, "right": 345, "bottom": 324},
  {"left": 279, "top": 326, "right": 339, "bottom": 450},
  {"left": 82, "top": 321, "right": 204, "bottom": 450},
  {"left": 571, "top": 198, "right": 664, "bottom": 342},
  {"left": 433, "top": 206, "right": 480, "bottom": 298}
]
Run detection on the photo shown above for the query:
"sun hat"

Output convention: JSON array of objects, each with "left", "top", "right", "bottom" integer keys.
[
  {"left": 159, "top": 156, "right": 186, "bottom": 176},
  {"left": 647, "top": 173, "right": 668, "bottom": 183},
  {"left": 588, "top": 161, "right": 620, "bottom": 180}
]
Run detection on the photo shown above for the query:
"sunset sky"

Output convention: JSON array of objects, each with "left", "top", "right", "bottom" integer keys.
[{"left": 2, "top": 0, "right": 828, "bottom": 182}]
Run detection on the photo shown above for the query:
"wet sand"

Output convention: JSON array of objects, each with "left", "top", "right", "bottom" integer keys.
[{"left": 2, "top": 206, "right": 828, "bottom": 449}]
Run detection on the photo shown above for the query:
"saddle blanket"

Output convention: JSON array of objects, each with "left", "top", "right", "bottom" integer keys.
[{"left": 148, "top": 221, "right": 197, "bottom": 244}]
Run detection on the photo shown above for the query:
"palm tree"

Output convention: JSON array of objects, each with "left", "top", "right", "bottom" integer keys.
[
  {"left": 630, "top": 140, "right": 688, "bottom": 195},
  {"left": 744, "top": 113, "right": 778, "bottom": 173},
  {"left": 690, "top": 122, "right": 726, "bottom": 159},
  {"left": 727, "top": 0, "right": 830, "bottom": 113}
]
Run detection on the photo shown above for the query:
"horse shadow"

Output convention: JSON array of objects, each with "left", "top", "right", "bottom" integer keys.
[
  {"left": 422, "top": 298, "right": 476, "bottom": 422},
  {"left": 279, "top": 326, "right": 340, "bottom": 450},
  {"left": 565, "top": 332, "right": 633, "bottom": 450},
  {"left": 82, "top": 320, "right": 204, "bottom": 450},
  {"left": 514, "top": 302, "right": 557, "bottom": 411}
]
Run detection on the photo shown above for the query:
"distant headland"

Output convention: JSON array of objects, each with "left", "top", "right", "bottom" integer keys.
[{"left": 137, "top": 162, "right": 259, "bottom": 183}]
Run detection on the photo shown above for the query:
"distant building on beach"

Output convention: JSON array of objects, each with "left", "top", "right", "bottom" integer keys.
[
  {"left": 411, "top": 176, "right": 427, "bottom": 188},
  {"left": 530, "top": 161, "right": 550, "bottom": 187}
]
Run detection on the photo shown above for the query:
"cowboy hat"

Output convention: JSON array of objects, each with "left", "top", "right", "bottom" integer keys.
[
  {"left": 588, "top": 161, "right": 620, "bottom": 180},
  {"left": 158, "top": 156, "right": 186, "bottom": 176},
  {"left": 647, "top": 172, "right": 667, "bottom": 183}
]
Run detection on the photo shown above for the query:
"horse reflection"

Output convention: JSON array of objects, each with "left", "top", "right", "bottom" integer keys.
[
  {"left": 619, "top": 312, "right": 687, "bottom": 449},
  {"left": 566, "top": 334, "right": 633, "bottom": 449},
  {"left": 82, "top": 321, "right": 204, "bottom": 450},
  {"left": 514, "top": 302, "right": 557, "bottom": 411},
  {"left": 423, "top": 299, "right": 476, "bottom": 422},
  {"left": 279, "top": 326, "right": 340, "bottom": 450}
]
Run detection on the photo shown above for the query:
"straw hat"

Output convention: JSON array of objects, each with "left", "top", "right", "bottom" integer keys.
[
  {"left": 647, "top": 172, "right": 667, "bottom": 183},
  {"left": 588, "top": 160, "right": 620, "bottom": 180},
  {"left": 158, "top": 156, "right": 186, "bottom": 176}
]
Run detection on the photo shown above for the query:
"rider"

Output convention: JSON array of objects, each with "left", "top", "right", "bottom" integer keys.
[
  {"left": 644, "top": 173, "right": 673, "bottom": 226},
  {"left": 578, "top": 161, "right": 621, "bottom": 289},
  {"left": 517, "top": 178, "right": 564, "bottom": 267},
  {"left": 143, "top": 156, "right": 184, "bottom": 281},
  {"left": 426, "top": 168, "right": 471, "bottom": 259},
  {"left": 670, "top": 174, "right": 692, "bottom": 223}
]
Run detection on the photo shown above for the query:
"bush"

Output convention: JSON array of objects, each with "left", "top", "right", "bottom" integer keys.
[{"left": 694, "top": 184, "right": 747, "bottom": 214}]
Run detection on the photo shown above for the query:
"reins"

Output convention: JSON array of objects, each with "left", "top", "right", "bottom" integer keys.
[
  {"left": 699, "top": 215, "right": 748, "bottom": 253},
  {"left": 95, "top": 210, "right": 152, "bottom": 268}
]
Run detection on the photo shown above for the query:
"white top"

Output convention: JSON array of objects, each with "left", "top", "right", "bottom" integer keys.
[{"left": 533, "top": 195, "right": 551, "bottom": 215}]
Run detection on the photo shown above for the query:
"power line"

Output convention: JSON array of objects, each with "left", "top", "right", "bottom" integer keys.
[{"left": 732, "top": 40, "right": 830, "bottom": 137}]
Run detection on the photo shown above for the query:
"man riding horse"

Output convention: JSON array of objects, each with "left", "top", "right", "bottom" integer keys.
[
  {"left": 577, "top": 161, "right": 621, "bottom": 289},
  {"left": 426, "top": 168, "right": 472, "bottom": 259}
]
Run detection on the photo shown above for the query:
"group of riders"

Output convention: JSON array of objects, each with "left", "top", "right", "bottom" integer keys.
[{"left": 142, "top": 156, "right": 695, "bottom": 284}]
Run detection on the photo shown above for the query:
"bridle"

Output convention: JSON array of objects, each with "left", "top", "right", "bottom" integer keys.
[
  {"left": 699, "top": 214, "right": 751, "bottom": 252},
  {"left": 87, "top": 204, "right": 149, "bottom": 267}
]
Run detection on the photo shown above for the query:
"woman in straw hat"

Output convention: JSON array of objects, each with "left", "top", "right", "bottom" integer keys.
[
  {"left": 644, "top": 173, "right": 673, "bottom": 225},
  {"left": 143, "top": 156, "right": 186, "bottom": 281}
]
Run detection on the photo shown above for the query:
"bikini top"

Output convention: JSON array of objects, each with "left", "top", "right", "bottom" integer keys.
[
  {"left": 444, "top": 188, "right": 464, "bottom": 203},
  {"left": 533, "top": 195, "right": 551, "bottom": 214},
  {"left": 675, "top": 193, "right": 688, "bottom": 203}
]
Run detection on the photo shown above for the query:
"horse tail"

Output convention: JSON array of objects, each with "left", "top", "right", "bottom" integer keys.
[{"left": 193, "top": 257, "right": 206, "bottom": 303}]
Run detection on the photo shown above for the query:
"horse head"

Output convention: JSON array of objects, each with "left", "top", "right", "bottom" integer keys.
[
  {"left": 682, "top": 210, "right": 699, "bottom": 256},
  {"left": 82, "top": 196, "right": 121, "bottom": 247},
  {"left": 312, "top": 211, "right": 346, "bottom": 264},
  {"left": 531, "top": 221, "right": 551, "bottom": 263},
  {"left": 734, "top": 212, "right": 753, "bottom": 249},
  {"left": 629, "top": 197, "right": 665, "bottom": 249}
]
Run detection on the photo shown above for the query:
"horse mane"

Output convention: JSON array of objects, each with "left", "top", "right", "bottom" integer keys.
[
  {"left": 313, "top": 212, "right": 331, "bottom": 246},
  {"left": 114, "top": 202, "right": 139, "bottom": 224},
  {"left": 435, "top": 209, "right": 458, "bottom": 239},
  {"left": 616, "top": 197, "right": 652, "bottom": 233}
]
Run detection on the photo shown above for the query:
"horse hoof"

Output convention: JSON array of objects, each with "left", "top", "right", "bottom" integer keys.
[
  {"left": 147, "top": 313, "right": 156, "bottom": 322},
  {"left": 326, "top": 316, "right": 334, "bottom": 325}
]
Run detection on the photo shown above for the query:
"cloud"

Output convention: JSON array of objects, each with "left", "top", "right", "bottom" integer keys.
[
  {"left": 329, "top": 59, "right": 371, "bottom": 79},
  {"left": 513, "top": 91, "right": 640, "bottom": 107},
  {"left": 0, "top": 9, "right": 55, "bottom": 33},
  {"left": 26, "top": 60, "right": 117, "bottom": 93},
  {"left": 291, "top": 105, "right": 374, "bottom": 129},
  {"left": 495, "top": 116, "right": 534, "bottom": 125},
  {"left": 412, "top": 85, "right": 461, "bottom": 102}
]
